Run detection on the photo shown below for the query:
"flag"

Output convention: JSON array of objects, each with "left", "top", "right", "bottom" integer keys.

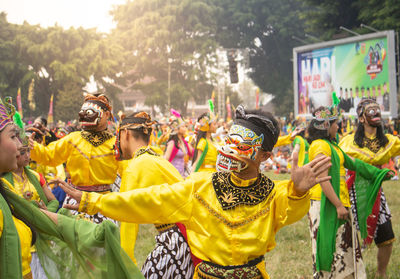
[
  {"left": 17, "top": 88, "right": 23, "bottom": 118},
  {"left": 48, "top": 94, "right": 54, "bottom": 125},
  {"left": 255, "top": 88, "right": 260, "bottom": 109},
  {"left": 28, "top": 79, "right": 36, "bottom": 110},
  {"left": 211, "top": 90, "right": 215, "bottom": 103},
  {"left": 226, "top": 96, "right": 231, "bottom": 121}
]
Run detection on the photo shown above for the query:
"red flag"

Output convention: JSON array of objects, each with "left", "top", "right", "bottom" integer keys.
[
  {"left": 255, "top": 88, "right": 260, "bottom": 109},
  {"left": 17, "top": 88, "right": 23, "bottom": 118}
]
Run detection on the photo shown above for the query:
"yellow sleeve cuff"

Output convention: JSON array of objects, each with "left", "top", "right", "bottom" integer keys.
[
  {"left": 287, "top": 180, "right": 310, "bottom": 200},
  {"left": 79, "top": 192, "right": 102, "bottom": 215}
]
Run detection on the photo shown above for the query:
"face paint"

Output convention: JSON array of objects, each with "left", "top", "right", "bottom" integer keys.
[
  {"left": 216, "top": 124, "right": 263, "bottom": 172},
  {"left": 363, "top": 103, "right": 381, "bottom": 127},
  {"left": 79, "top": 102, "right": 104, "bottom": 130}
]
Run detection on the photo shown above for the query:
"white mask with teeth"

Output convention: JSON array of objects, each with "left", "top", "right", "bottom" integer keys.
[{"left": 216, "top": 124, "right": 264, "bottom": 172}]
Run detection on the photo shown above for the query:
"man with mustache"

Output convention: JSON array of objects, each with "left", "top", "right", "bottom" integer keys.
[{"left": 340, "top": 98, "right": 400, "bottom": 278}]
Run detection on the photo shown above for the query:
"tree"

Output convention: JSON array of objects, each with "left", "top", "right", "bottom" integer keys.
[
  {"left": 213, "top": 0, "right": 310, "bottom": 116},
  {"left": 0, "top": 13, "right": 126, "bottom": 121},
  {"left": 110, "top": 0, "right": 219, "bottom": 115}
]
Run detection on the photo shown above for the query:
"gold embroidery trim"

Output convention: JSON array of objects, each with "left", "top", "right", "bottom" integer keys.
[
  {"left": 349, "top": 140, "right": 394, "bottom": 160},
  {"left": 194, "top": 192, "right": 274, "bottom": 229}
]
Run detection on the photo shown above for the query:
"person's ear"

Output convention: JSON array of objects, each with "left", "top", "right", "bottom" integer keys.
[
  {"left": 258, "top": 149, "right": 272, "bottom": 162},
  {"left": 104, "top": 111, "right": 111, "bottom": 119}
]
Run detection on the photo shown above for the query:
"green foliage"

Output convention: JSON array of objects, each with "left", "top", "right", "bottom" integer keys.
[
  {"left": 0, "top": 12, "right": 125, "bottom": 121},
  {"left": 213, "top": 0, "right": 309, "bottom": 117},
  {"left": 110, "top": 0, "right": 219, "bottom": 115}
]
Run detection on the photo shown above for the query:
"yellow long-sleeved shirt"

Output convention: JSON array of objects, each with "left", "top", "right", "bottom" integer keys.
[
  {"left": 339, "top": 133, "right": 400, "bottom": 166},
  {"left": 119, "top": 148, "right": 183, "bottom": 263},
  {"left": 30, "top": 131, "right": 119, "bottom": 186},
  {"left": 0, "top": 186, "right": 33, "bottom": 276},
  {"left": 79, "top": 172, "right": 310, "bottom": 277},
  {"left": 308, "top": 139, "right": 350, "bottom": 207}
]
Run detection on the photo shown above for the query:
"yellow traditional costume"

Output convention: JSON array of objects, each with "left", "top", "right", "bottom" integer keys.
[
  {"left": 0, "top": 200, "right": 33, "bottom": 278},
  {"left": 195, "top": 138, "right": 218, "bottom": 172},
  {"left": 78, "top": 171, "right": 309, "bottom": 278}
]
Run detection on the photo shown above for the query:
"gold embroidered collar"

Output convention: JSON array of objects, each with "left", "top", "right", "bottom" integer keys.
[
  {"left": 81, "top": 130, "right": 113, "bottom": 147},
  {"left": 134, "top": 146, "right": 160, "bottom": 158},
  {"left": 362, "top": 136, "right": 381, "bottom": 153},
  {"left": 212, "top": 172, "right": 274, "bottom": 210}
]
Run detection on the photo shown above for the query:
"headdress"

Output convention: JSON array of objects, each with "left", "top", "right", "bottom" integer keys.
[
  {"left": 234, "top": 105, "right": 279, "bottom": 151},
  {"left": 119, "top": 111, "right": 155, "bottom": 134},
  {"left": 356, "top": 98, "right": 379, "bottom": 117},
  {"left": 196, "top": 100, "right": 217, "bottom": 132},
  {"left": 83, "top": 93, "right": 112, "bottom": 112},
  {"left": 312, "top": 106, "right": 339, "bottom": 130},
  {"left": 114, "top": 111, "right": 156, "bottom": 161},
  {"left": 0, "top": 97, "right": 16, "bottom": 131}
]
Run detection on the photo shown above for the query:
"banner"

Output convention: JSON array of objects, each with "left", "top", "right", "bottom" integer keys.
[
  {"left": 294, "top": 31, "right": 397, "bottom": 117},
  {"left": 17, "top": 88, "right": 23, "bottom": 118},
  {"left": 226, "top": 96, "right": 231, "bottom": 121},
  {"left": 28, "top": 79, "right": 36, "bottom": 111},
  {"left": 255, "top": 88, "right": 260, "bottom": 109},
  {"left": 48, "top": 94, "right": 54, "bottom": 125}
]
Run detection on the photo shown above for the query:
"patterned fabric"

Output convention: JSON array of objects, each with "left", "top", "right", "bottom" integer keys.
[
  {"left": 134, "top": 146, "right": 160, "bottom": 158},
  {"left": 308, "top": 200, "right": 366, "bottom": 279},
  {"left": 81, "top": 130, "right": 114, "bottom": 147},
  {"left": 348, "top": 183, "right": 393, "bottom": 242},
  {"left": 362, "top": 136, "right": 381, "bottom": 153},
  {"left": 212, "top": 172, "right": 274, "bottom": 210},
  {"left": 197, "top": 262, "right": 262, "bottom": 279},
  {"left": 141, "top": 225, "right": 194, "bottom": 279}
]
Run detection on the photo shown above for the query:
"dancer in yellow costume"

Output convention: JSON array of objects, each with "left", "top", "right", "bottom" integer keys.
[
  {"left": 0, "top": 97, "right": 35, "bottom": 279},
  {"left": 191, "top": 112, "right": 218, "bottom": 173},
  {"left": 340, "top": 98, "right": 400, "bottom": 278},
  {"left": 111, "top": 111, "right": 195, "bottom": 278},
  {"left": 58, "top": 105, "right": 332, "bottom": 279},
  {"left": 29, "top": 93, "right": 120, "bottom": 223}
]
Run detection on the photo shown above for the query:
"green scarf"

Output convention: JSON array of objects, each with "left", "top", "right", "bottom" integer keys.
[
  {"left": 0, "top": 192, "right": 23, "bottom": 279},
  {"left": 316, "top": 140, "right": 389, "bottom": 271},
  {"left": 3, "top": 167, "right": 59, "bottom": 212},
  {"left": 194, "top": 139, "right": 208, "bottom": 172},
  {"left": 3, "top": 189, "right": 144, "bottom": 279}
]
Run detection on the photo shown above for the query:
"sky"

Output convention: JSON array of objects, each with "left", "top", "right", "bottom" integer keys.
[{"left": 0, "top": 0, "right": 126, "bottom": 33}]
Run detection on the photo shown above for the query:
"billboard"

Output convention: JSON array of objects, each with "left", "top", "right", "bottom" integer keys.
[{"left": 293, "top": 31, "right": 397, "bottom": 118}]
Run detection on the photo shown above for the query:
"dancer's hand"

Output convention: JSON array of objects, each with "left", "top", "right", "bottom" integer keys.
[
  {"left": 336, "top": 204, "right": 349, "bottom": 220},
  {"left": 291, "top": 153, "right": 331, "bottom": 196},
  {"left": 49, "top": 179, "right": 82, "bottom": 210},
  {"left": 28, "top": 132, "right": 36, "bottom": 150}
]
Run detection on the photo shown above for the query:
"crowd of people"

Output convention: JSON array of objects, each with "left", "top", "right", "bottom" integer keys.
[{"left": 0, "top": 92, "right": 399, "bottom": 279}]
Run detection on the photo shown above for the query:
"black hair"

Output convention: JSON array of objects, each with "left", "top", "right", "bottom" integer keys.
[
  {"left": 167, "top": 133, "right": 180, "bottom": 149},
  {"left": 0, "top": 180, "right": 36, "bottom": 246},
  {"left": 129, "top": 128, "right": 151, "bottom": 144},
  {"left": 192, "top": 130, "right": 207, "bottom": 164},
  {"left": 307, "top": 119, "right": 337, "bottom": 144},
  {"left": 354, "top": 122, "right": 388, "bottom": 148}
]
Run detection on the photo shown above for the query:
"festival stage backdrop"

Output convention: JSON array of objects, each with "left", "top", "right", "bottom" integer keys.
[{"left": 293, "top": 31, "right": 397, "bottom": 118}]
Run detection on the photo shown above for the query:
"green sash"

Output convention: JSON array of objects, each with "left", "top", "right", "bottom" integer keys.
[
  {"left": 0, "top": 192, "right": 23, "bottom": 279},
  {"left": 3, "top": 167, "right": 59, "bottom": 212},
  {"left": 194, "top": 139, "right": 209, "bottom": 172},
  {"left": 4, "top": 189, "right": 143, "bottom": 279},
  {"left": 316, "top": 140, "right": 389, "bottom": 271}
]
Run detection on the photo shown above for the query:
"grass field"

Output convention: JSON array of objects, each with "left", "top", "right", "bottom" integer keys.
[{"left": 134, "top": 172, "right": 400, "bottom": 278}]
